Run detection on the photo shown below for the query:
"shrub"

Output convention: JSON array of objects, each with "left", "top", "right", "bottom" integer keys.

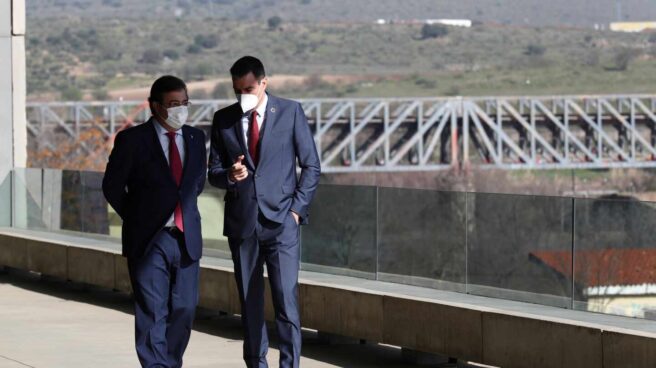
[
  {"left": 268, "top": 16, "right": 283, "bottom": 30},
  {"left": 92, "top": 89, "right": 109, "bottom": 100},
  {"left": 421, "top": 24, "right": 449, "bottom": 39},
  {"left": 186, "top": 44, "right": 202, "bottom": 54},
  {"left": 141, "top": 49, "right": 161, "bottom": 64},
  {"left": 61, "top": 85, "right": 82, "bottom": 100},
  {"left": 212, "top": 82, "right": 232, "bottom": 99},
  {"left": 649, "top": 32, "right": 656, "bottom": 44},
  {"left": 609, "top": 48, "right": 639, "bottom": 71},
  {"left": 163, "top": 49, "right": 180, "bottom": 60},
  {"left": 194, "top": 34, "right": 218, "bottom": 49},
  {"left": 524, "top": 44, "right": 546, "bottom": 56}
]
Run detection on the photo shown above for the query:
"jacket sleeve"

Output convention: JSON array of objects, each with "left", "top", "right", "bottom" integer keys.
[
  {"left": 290, "top": 102, "right": 321, "bottom": 223},
  {"left": 102, "top": 130, "right": 133, "bottom": 220},
  {"left": 208, "top": 112, "right": 234, "bottom": 190}
]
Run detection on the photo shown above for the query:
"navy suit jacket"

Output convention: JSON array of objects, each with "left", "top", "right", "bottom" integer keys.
[
  {"left": 208, "top": 94, "right": 321, "bottom": 239},
  {"left": 102, "top": 118, "right": 207, "bottom": 260}
]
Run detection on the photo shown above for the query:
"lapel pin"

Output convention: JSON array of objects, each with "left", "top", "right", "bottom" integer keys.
[
  {"left": 270, "top": 107, "right": 276, "bottom": 113},
  {"left": 190, "top": 134, "right": 194, "bottom": 139}
]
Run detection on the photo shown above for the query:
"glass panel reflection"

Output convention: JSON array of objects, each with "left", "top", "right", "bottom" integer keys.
[
  {"left": 301, "top": 184, "right": 377, "bottom": 277},
  {"left": 574, "top": 197, "right": 656, "bottom": 319},
  {"left": 467, "top": 192, "right": 573, "bottom": 307},
  {"left": 378, "top": 187, "right": 466, "bottom": 291}
]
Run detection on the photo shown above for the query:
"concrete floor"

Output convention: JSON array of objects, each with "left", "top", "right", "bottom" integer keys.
[{"left": 0, "top": 269, "right": 473, "bottom": 368}]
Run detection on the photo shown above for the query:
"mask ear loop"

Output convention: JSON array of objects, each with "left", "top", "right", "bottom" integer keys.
[{"left": 258, "top": 79, "right": 266, "bottom": 101}]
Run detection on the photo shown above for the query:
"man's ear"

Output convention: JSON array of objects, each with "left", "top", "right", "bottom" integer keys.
[
  {"left": 149, "top": 100, "right": 157, "bottom": 116},
  {"left": 150, "top": 101, "right": 165, "bottom": 120}
]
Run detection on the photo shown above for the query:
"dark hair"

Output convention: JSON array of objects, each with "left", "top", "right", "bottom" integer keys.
[
  {"left": 148, "top": 75, "right": 187, "bottom": 104},
  {"left": 230, "top": 56, "right": 266, "bottom": 80}
]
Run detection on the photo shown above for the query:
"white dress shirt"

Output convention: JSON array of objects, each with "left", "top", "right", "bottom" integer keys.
[
  {"left": 154, "top": 120, "right": 185, "bottom": 228},
  {"left": 241, "top": 94, "right": 268, "bottom": 148}
]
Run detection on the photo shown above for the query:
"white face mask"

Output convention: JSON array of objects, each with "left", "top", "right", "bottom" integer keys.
[
  {"left": 165, "top": 105, "right": 188, "bottom": 130},
  {"left": 237, "top": 93, "right": 259, "bottom": 113}
]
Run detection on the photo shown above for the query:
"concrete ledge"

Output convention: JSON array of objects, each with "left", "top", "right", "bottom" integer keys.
[
  {"left": 301, "top": 283, "right": 384, "bottom": 342},
  {"left": 198, "top": 266, "right": 240, "bottom": 314},
  {"left": 66, "top": 246, "right": 115, "bottom": 290},
  {"left": 2, "top": 228, "right": 656, "bottom": 367},
  {"left": 0, "top": 233, "right": 27, "bottom": 269},
  {"left": 603, "top": 332, "right": 656, "bottom": 368},
  {"left": 481, "top": 312, "right": 602, "bottom": 368},
  {"left": 27, "top": 239, "right": 67, "bottom": 279},
  {"left": 114, "top": 254, "right": 131, "bottom": 293},
  {"left": 383, "top": 295, "right": 483, "bottom": 363}
]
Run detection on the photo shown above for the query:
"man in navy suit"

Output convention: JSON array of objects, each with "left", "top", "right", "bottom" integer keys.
[
  {"left": 102, "top": 75, "right": 207, "bottom": 368},
  {"left": 208, "top": 56, "right": 321, "bottom": 368}
]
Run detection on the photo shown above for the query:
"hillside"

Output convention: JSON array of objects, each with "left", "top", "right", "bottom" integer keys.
[
  {"left": 26, "top": 14, "right": 656, "bottom": 101},
  {"left": 27, "top": 0, "right": 656, "bottom": 28}
]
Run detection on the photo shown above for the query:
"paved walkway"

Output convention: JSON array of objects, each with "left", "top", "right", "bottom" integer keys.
[{"left": 0, "top": 269, "right": 446, "bottom": 368}]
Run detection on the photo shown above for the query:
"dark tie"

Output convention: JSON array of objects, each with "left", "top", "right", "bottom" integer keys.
[
  {"left": 166, "top": 131, "right": 184, "bottom": 232},
  {"left": 248, "top": 110, "right": 260, "bottom": 165}
]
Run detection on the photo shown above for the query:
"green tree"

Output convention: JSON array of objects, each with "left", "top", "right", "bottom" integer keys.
[
  {"left": 190, "top": 89, "right": 208, "bottom": 99},
  {"left": 61, "top": 85, "right": 82, "bottom": 101},
  {"left": 194, "top": 34, "right": 218, "bottom": 49},
  {"left": 212, "top": 82, "right": 231, "bottom": 99},
  {"left": 92, "top": 89, "right": 109, "bottom": 100},
  {"left": 421, "top": 24, "right": 449, "bottom": 39},
  {"left": 102, "top": 0, "right": 122, "bottom": 7},
  {"left": 524, "top": 44, "right": 546, "bottom": 56},
  {"left": 649, "top": 33, "right": 656, "bottom": 44},
  {"left": 141, "top": 49, "right": 161, "bottom": 64},
  {"left": 163, "top": 49, "right": 180, "bottom": 60},
  {"left": 186, "top": 44, "right": 201, "bottom": 54},
  {"left": 609, "top": 48, "right": 639, "bottom": 71},
  {"left": 195, "top": 62, "right": 213, "bottom": 78},
  {"left": 268, "top": 16, "right": 283, "bottom": 30}
]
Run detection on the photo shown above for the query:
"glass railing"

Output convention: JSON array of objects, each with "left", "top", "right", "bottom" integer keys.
[
  {"left": 0, "top": 171, "right": 10, "bottom": 227},
  {"left": 4, "top": 168, "right": 656, "bottom": 320}
]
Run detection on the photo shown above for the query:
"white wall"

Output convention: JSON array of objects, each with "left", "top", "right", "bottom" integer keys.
[{"left": 0, "top": 0, "right": 26, "bottom": 181}]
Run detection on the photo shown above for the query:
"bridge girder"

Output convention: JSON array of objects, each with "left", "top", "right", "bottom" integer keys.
[{"left": 26, "top": 95, "right": 656, "bottom": 172}]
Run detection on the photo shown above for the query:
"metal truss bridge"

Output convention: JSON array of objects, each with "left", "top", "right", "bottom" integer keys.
[{"left": 26, "top": 95, "right": 656, "bottom": 173}]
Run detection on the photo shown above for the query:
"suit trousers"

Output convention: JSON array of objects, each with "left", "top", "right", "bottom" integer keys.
[
  {"left": 229, "top": 211, "right": 302, "bottom": 368},
  {"left": 128, "top": 229, "right": 200, "bottom": 368}
]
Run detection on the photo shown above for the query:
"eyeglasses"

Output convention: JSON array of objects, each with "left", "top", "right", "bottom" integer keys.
[{"left": 160, "top": 101, "right": 192, "bottom": 108}]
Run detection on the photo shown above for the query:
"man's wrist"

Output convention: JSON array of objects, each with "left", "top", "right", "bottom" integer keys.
[{"left": 290, "top": 210, "right": 300, "bottom": 224}]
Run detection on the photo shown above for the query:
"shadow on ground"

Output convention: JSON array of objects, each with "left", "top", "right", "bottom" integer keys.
[{"left": 0, "top": 267, "right": 486, "bottom": 368}]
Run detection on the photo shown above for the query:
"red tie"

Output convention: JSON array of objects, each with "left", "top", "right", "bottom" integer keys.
[
  {"left": 248, "top": 111, "right": 260, "bottom": 165},
  {"left": 166, "top": 132, "right": 184, "bottom": 232}
]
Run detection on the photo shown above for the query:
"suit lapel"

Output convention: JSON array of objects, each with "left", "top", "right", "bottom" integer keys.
[{"left": 258, "top": 94, "right": 280, "bottom": 163}]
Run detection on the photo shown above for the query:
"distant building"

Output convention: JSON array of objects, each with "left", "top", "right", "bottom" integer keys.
[
  {"left": 425, "top": 19, "right": 473, "bottom": 28},
  {"left": 374, "top": 19, "right": 472, "bottom": 27},
  {"left": 531, "top": 248, "right": 656, "bottom": 319},
  {"left": 610, "top": 21, "right": 656, "bottom": 32}
]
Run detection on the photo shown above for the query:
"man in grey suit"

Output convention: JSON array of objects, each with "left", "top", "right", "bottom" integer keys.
[{"left": 208, "top": 56, "right": 321, "bottom": 368}]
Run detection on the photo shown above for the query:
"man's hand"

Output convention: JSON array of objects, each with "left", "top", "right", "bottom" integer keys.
[
  {"left": 229, "top": 155, "right": 248, "bottom": 182},
  {"left": 291, "top": 211, "right": 300, "bottom": 225}
]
